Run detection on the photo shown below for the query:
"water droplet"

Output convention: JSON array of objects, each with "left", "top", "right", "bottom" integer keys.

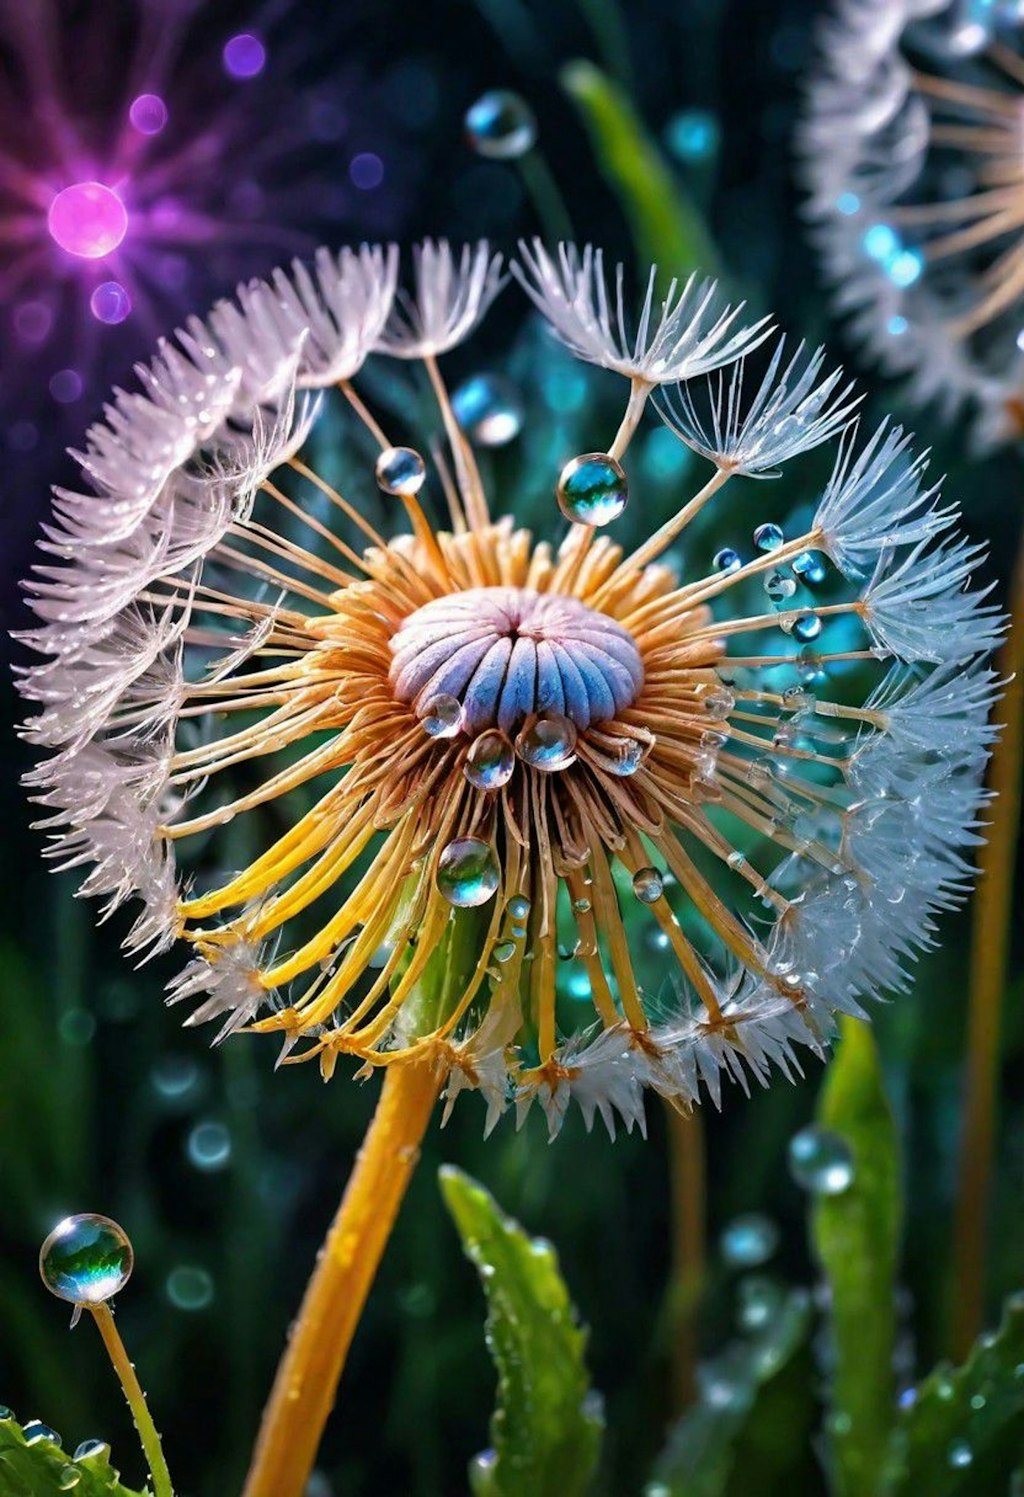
[
  {"left": 515, "top": 713, "right": 578, "bottom": 771},
  {"left": 572, "top": 897, "right": 592, "bottom": 914},
  {"left": 73, "top": 1440, "right": 111, "bottom": 1463},
  {"left": 608, "top": 738, "right": 645, "bottom": 776},
  {"left": 39, "top": 1215, "right": 133, "bottom": 1305},
  {"left": 464, "top": 89, "right": 537, "bottom": 159},
  {"left": 556, "top": 453, "right": 628, "bottom": 527},
  {"left": 436, "top": 837, "right": 499, "bottom": 907},
  {"left": 720, "top": 1213, "right": 780, "bottom": 1268},
  {"left": 0, "top": 1407, "right": 12, "bottom": 1421},
  {"left": 59, "top": 1469, "right": 82, "bottom": 1489},
  {"left": 166, "top": 1265, "right": 214, "bottom": 1311},
  {"left": 187, "top": 1120, "right": 232, "bottom": 1171},
  {"left": 632, "top": 867, "right": 664, "bottom": 903},
  {"left": 23, "top": 1421, "right": 61, "bottom": 1446},
  {"left": 506, "top": 895, "right": 531, "bottom": 922},
  {"left": 418, "top": 693, "right": 463, "bottom": 738},
  {"left": 702, "top": 686, "right": 735, "bottom": 716},
  {"left": 793, "top": 550, "right": 828, "bottom": 585},
  {"left": 89, "top": 281, "right": 132, "bottom": 325},
  {"left": 493, "top": 939, "right": 517, "bottom": 964},
  {"left": 375, "top": 445, "right": 426, "bottom": 496},
  {"left": 793, "top": 613, "right": 822, "bottom": 643},
  {"left": 465, "top": 729, "right": 515, "bottom": 789},
  {"left": 452, "top": 373, "right": 524, "bottom": 446},
  {"left": 764, "top": 569, "right": 797, "bottom": 602},
  {"left": 753, "top": 523, "right": 784, "bottom": 553},
  {"left": 787, "top": 1126, "right": 854, "bottom": 1195},
  {"left": 470, "top": 1448, "right": 499, "bottom": 1480},
  {"left": 713, "top": 547, "right": 742, "bottom": 574},
  {"left": 737, "top": 1274, "right": 783, "bottom": 1331},
  {"left": 947, "top": 1440, "right": 973, "bottom": 1470}
]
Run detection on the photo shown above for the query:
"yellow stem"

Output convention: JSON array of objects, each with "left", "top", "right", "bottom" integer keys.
[
  {"left": 951, "top": 535, "right": 1024, "bottom": 1358},
  {"left": 665, "top": 1104, "right": 706, "bottom": 1410},
  {"left": 89, "top": 1303, "right": 174, "bottom": 1497},
  {"left": 241, "top": 1059, "right": 442, "bottom": 1497}
]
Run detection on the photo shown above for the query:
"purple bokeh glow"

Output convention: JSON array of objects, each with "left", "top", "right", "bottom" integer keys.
[
  {"left": 48, "top": 182, "right": 128, "bottom": 259},
  {"left": 129, "top": 93, "right": 168, "bottom": 135},
  {"left": 90, "top": 281, "right": 132, "bottom": 324},
  {"left": 223, "top": 33, "right": 266, "bottom": 79}
]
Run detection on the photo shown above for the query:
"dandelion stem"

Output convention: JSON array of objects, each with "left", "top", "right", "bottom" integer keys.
[
  {"left": 89, "top": 1302, "right": 174, "bottom": 1497},
  {"left": 665, "top": 1104, "right": 705, "bottom": 1410},
  {"left": 241, "top": 1059, "right": 441, "bottom": 1497},
  {"left": 951, "top": 534, "right": 1024, "bottom": 1358}
]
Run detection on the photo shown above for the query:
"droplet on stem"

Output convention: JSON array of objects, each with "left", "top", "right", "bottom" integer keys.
[
  {"left": 556, "top": 453, "right": 628, "bottom": 526},
  {"left": 39, "top": 1215, "right": 134, "bottom": 1306}
]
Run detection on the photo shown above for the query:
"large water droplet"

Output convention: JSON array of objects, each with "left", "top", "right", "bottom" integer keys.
[
  {"left": 465, "top": 729, "right": 515, "bottom": 789},
  {"left": 23, "top": 1421, "right": 61, "bottom": 1446},
  {"left": 792, "top": 613, "right": 822, "bottom": 643},
  {"left": 418, "top": 693, "right": 463, "bottom": 738},
  {"left": 753, "top": 522, "right": 784, "bottom": 553},
  {"left": 515, "top": 713, "right": 578, "bottom": 771},
  {"left": 375, "top": 445, "right": 426, "bottom": 497},
  {"left": 787, "top": 1126, "right": 854, "bottom": 1195},
  {"left": 720, "top": 1213, "right": 780, "bottom": 1269},
  {"left": 436, "top": 837, "right": 500, "bottom": 907},
  {"left": 557, "top": 453, "right": 628, "bottom": 527},
  {"left": 39, "top": 1215, "right": 133, "bottom": 1305},
  {"left": 632, "top": 867, "right": 664, "bottom": 903},
  {"left": 464, "top": 90, "right": 537, "bottom": 159},
  {"left": 452, "top": 373, "right": 524, "bottom": 446}
]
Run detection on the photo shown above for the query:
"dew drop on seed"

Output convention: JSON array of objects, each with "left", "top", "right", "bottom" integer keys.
[
  {"left": 506, "top": 894, "right": 531, "bottom": 922},
  {"left": 375, "top": 445, "right": 426, "bottom": 496},
  {"left": 787, "top": 1126, "right": 854, "bottom": 1195},
  {"left": 793, "top": 550, "right": 828, "bottom": 584},
  {"left": 515, "top": 713, "right": 578, "bottom": 771},
  {"left": 713, "top": 547, "right": 742, "bottom": 574},
  {"left": 792, "top": 613, "right": 822, "bottom": 643},
  {"left": 464, "top": 89, "right": 537, "bottom": 159},
  {"left": 556, "top": 453, "right": 628, "bottom": 526},
  {"left": 753, "top": 522, "right": 784, "bottom": 553},
  {"left": 632, "top": 867, "right": 664, "bottom": 903},
  {"left": 436, "top": 837, "right": 500, "bottom": 907},
  {"left": 39, "top": 1215, "right": 133, "bottom": 1306},
  {"left": 418, "top": 693, "right": 463, "bottom": 738},
  {"left": 465, "top": 729, "right": 515, "bottom": 789},
  {"left": 720, "top": 1213, "right": 780, "bottom": 1269}
]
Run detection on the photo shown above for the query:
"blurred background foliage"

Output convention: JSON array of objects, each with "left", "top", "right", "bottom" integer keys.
[{"left": 1, "top": 0, "right": 1022, "bottom": 1494}]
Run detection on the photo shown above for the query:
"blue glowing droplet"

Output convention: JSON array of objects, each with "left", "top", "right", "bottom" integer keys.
[
  {"left": 166, "top": 1265, "right": 215, "bottom": 1311},
  {"left": 436, "top": 837, "right": 500, "bottom": 907},
  {"left": 515, "top": 713, "right": 578, "bottom": 771},
  {"left": 836, "top": 191, "right": 860, "bottom": 216},
  {"left": 23, "top": 1421, "right": 61, "bottom": 1447},
  {"left": 764, "top": 570, "right": 796, "bottom": 602},
  {"left": 90, "top": 281, "right": 131, "bottom": 325},
  {"left": 753, "top": 523, "right": 784, "bottom": 553},
  {"left": 375, "top": 446, "right": 426, "bottom": 496},
  {"left": 632, "top": 867, "right": 664, "bottom": 903},
  {"left": 792, "top": 613, "right": 822, "bottom": 643},
  {"left": 792, "top": 550, "right": 828, "bottom": 585},
  {"left": 714, "top": 547, "right": 742, "bottom": 574},
  {"left": 73, "top": 1440, "right": 111, "bottom": 1463},
  {"left": 665, "top": 108, "right": 719, "bottom": 162},
  {"left": 452, "top": 373, "right": 524, "bottom": 446},
  {"left": 720, "top": 1213, "right": 780, "bottom": 1268},
  {"left": 947, "top": 1440, "right": 973, "bottom": 1470},
  {"left": 465, "top": 90, "right": 537, "bottom": 159},
  {"left": 152, "top": 1055, "right": 200, "bottom": 1100},
  {"left": 888, "top": 249, "right": 923, "bottom": 288},
  {"left": 888, "top": 315, "right": 909, "bottom": 336},
  {"left": 464, "top": 729, "right": 515, "bottom": 790},
  {"left": 557, "top": 453, "right": 628, "bottom": 526},
  {"left": 39, "top": 1215, "right": 133, "bottom": 1305},
  {"left": 863, "top": 223, "right": 900, "bottom": 263},
  {"left": 506, "top": 895, "right": 531, "bottom": 922},
  {"left": 788, "top": 1126, "right": 854, "bottom": 1195},
  {"left": 223, "top": 33, "right": 266, "bottom": 79},
  {"left": 187, "top": 1120, "right": 232, "bottom": 1171}
]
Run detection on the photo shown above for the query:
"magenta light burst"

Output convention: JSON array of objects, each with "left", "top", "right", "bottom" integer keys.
[{"left": 0, "top": 0, "right": 421, "bottom": 469}]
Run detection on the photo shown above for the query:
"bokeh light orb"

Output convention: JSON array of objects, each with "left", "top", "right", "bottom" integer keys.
[
  {"left": 129, "top": 93, "right": 168, "bottom": 135},
  {"left": 90, "top": 281, "right": 132, "bottom": 325},
  {"left": 223, "top": 33, "right": 266, "bottom": 79},
  {"left": 47, "top": 183, "right": 128, "bottom": 259}
]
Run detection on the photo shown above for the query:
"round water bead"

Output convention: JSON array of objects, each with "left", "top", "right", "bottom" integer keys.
[
  {"left": 713, "top": 547, "right": 742, "bottom": 574},
  {"left": 632, "top": 867, "right": 664, "bottom": 903},
  {"left": 753, "top": 523, "right": 784, "bottom": 553},
  {"left": 764, "top": 570, "right": 797, "bottom": 603},
  {"left": 787, "top": 1126, "right": 854, "bottom": 1195},
  {"left": 493, "top": 939, "right": 517, "bottom": 964},
  {"left": 375, "top": 445, "right": 426, "bottom": 497},
  {"left": 792, "top": 613, "right": 822, "bottom": 643},
  {"left": 464, "top": 90, "right": 537, "bottom": 159},
  {"left": 0, "top": 1407, "right": 12, "bottom": 1421},
  {"left": 418, "top": 693, "right": 463, "bottom": 738},
  {"left": 720, "top": 1213, "right": 780, "bottom": 1269},
  {"left": 506, "top": 895, "right": 531, "bottom": 922},
  {"left": 515, "top": 713, "right": 578, "bottom": 771},
  {"left": 464, "top": 728, "right": 515, "bottom": 790},
  {"left": 793, "top": 550, "right": 828, "bottom": 585},
  {"left": 436, "top": 837, "right": 499, "bottom": 907},
  {"left": 73, "top": 1440, "right": 111, "bottom": 1463},
  {"left": 608, "top": 737, "right": 645, "bottom": 776},
  {"left": 23, "top": 1421, "right": 61, "bottom": 1446},
  {"left": 59, "top": 1470, "right": 82, "bottom": 1489},
  {"left": 452, "top": 373, "right": 524, "bottom": 446},
  {"left": 556, "top": 453, "right": 628, "bottom": 527},
  {"left": 39, "top": 1214, "right": 133, "bottom": 1305}
]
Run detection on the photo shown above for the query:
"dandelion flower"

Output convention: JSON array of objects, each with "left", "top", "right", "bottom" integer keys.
[
  {"left": 801, "top": 0, "right": 1024, "bottom": 447},
  {"left": 17, "top": 235, "right": 1001, "bottom": 1148}
]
